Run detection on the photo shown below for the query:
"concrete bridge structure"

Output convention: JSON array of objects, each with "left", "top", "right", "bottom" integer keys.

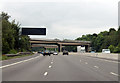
[
  {"left": 31, "top": 44, "right": 58, "bottom": 48},
  {"left": 30, "top": 39, "right": 91, "bottom": 52}
]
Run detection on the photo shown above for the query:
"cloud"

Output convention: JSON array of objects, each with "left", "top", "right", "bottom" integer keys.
[{"left": 1, "top": 0, "right": 119, "bottom": 40}]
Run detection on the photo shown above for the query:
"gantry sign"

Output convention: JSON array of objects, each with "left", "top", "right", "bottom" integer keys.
[{"left": 22, "top": 28, "right": 46, "bottom": 35}]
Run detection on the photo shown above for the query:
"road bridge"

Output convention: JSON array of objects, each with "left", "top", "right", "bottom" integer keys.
[
  {"left": 30, "top": 39, "right": 91, "bottom": 52},
  {"left": 31, "top": 44, "right": 58, "bottom": 48}
]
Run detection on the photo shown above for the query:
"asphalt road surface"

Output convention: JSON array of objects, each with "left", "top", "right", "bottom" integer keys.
[{"left": 1, "top": 53, "right": 119, "bottom": 81}]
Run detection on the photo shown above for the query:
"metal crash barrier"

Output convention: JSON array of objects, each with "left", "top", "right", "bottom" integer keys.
[{"left": 5, "top": 52, "right": 32, "bottom": 57}]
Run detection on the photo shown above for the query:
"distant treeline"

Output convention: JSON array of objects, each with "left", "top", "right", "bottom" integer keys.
[
  {"left": 76, "top": 27, "right": 120, "bottom": 53},
  {"left": 2, "top": 12, "right": 31, "bottom": 54}
]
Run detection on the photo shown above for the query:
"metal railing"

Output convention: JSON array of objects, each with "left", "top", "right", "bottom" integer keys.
[{"left": 5, "top": 52, "right": 32, "bottom": 57}]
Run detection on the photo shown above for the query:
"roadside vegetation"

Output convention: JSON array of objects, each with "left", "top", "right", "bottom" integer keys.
[
  {"left": 1, "top": 12, "right": 31, "bottom": 54},
  {"left": 0, "top": 54, "right": 33, "bottom": 60},
  {"left": 76, "top": 27, "right": 120, "bottom": 53}
]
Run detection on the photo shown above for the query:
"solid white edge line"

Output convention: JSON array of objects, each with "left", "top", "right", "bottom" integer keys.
[
  {"left": 44, "top": 72, "right": 48, "bottom": 76},
  {"left": 0, "top": 56, "right": 40, "bottom": 69}
]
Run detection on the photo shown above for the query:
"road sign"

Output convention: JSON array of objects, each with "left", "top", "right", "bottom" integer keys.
[{"left": 22, "top": 28, "right": 46, "bottom": 35}]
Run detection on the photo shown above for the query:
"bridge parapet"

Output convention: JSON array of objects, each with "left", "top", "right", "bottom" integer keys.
[{"left": 30, "top": 39, "right": 91, "bottom": 43}]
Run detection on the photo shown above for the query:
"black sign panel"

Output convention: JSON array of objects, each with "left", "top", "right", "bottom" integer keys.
[{"left": 22, "top": 28, "right": 46, "bottom": 35}]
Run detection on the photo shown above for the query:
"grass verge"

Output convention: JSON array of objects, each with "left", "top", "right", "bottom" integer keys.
[{"left": 0, "top": 54, "right": 33, "bottom": 60}]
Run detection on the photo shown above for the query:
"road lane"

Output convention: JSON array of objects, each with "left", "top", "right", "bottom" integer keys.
[
  {"left": 2, "top": 54, "right": 41, "bottom": 66},
  {"left": 2, "top": 55, "right": 52, "bottom": 81},
  {"left": 2, "top": 53, "right": 118, "bottom": 81},
  {"left": 78, "top": 54, "right": 118, "bottom": 75},
  {"left": 43, "top": 54, "right": 118, "bottom": 81}
]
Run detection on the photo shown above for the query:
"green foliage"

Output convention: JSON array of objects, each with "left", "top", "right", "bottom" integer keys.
[
  {"left": 1, "top": 12, "right": 31, "bottom": 54},
  {"left": 1, "top": 55, "right": 8, "bottom": 60},
  {"left": 1, "top": 54, "right": 33, "bottom": 60},
  {"left": 108, "top": 45, "right": 115, "bottom": 53},
  {"left": 8, "top": 49, "right": 18, "bottom": 54},
  {"left": 19, "top": 35, "right": 31, "bottom": 52},
  {"left": 76, "top": 28, "right": 120, "bottom": 53},
  {"left": 113, "top": 43, "right": 120, "bottom": 53}
]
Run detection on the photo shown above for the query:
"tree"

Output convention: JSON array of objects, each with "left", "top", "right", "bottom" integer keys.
[
  {"left": 117, "top": 26, "right": 120, "bottom": 44},
  {"left": 19, "top": 35, "right": 31, "bottom": 52},
  {"left": 108, "top": 45, "right": 115, "bottom": 53},
  {"left": 11, "top": 20, "right": 20, "bottom": 49},
  {"left": 76, "top": 27, "right": 120, "bottom": 53},
  {"left": 2, "top": 12, "right": 31, "bottom": 54},
  {"left": 113, "top": 43, "right": 120, "bottom": 53},
  {"left": 109, "top": 28, "right": 116, "bottom": 32},
  {"left": 1, "top": 12, "right": 10, "bottom": 20},
  {"left": 2, "top": 12, "right": 15, "bottom": 53}
]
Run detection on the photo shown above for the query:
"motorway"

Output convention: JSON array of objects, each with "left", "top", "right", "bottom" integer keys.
[{"left": 1, "top": 53, "right": 119, "bottom": 81}]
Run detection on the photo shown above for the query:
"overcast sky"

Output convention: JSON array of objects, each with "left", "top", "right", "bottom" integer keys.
[{"left": 1, "top": 0, "right": 119, "bottom": 40}]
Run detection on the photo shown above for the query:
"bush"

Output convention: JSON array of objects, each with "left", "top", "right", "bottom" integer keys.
[
  {"left": 108, "top": 45, "right": 115, "bottom": 53},
  {"left": 21, "top": 49, "right": 26, "bottom": 52},
  {"left": 113, "top": 44, "right": 120, "bottom": 53},
  {"left": 8, "top": 49, "right": 17, "bottom": 54},
  {"left": 2, "top": 55, "right": 8, "bottom": 60}
]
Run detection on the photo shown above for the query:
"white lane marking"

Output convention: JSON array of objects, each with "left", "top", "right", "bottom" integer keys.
[
  {"left": 110, "top": 72, "right": 119, "bottom": 76},
  {"left": 52, "top": 57, "right": 54, "bottom": 60},
  {"left": 52, "top": 59, "right": 54, "bottom": 61},
  {"left": 80, "top": 60, "right": 81, "bottom": 62},
  {"left": 44, "top": 72, "right": 48, "bottom": 76},
  {"left": 0, "top": 56, "right": 40, "bottom": 69},
  {"left": 94, "top": 66, "right": 99, "bottom": 69},
  {"left": 51, "top": 62, "right": 53, "bottom": 64},
  {"left": 48, "top": 65, "right": 52, "bottom": 68},
  {"left": 85, "top": 62, "right": 88, "bottom": 64}
]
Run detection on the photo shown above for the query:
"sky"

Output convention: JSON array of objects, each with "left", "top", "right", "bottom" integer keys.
[{"left": 1, "top": 0, "right": 119, "bottom": 40}]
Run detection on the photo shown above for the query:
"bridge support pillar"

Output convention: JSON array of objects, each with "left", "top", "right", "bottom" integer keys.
[
  {"left": 85, "top": 45, "right": 90, "bottom": 52},
  {"left": 58, "top": 44, "right": 62, "bottom": 52},
  {"left": 77, "top": 46, "right": 81, "bottom": 52}
]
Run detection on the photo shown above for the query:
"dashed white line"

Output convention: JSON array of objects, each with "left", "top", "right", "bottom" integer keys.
[
  {"left": 48, "top": 65, "right": 52, "bottom": 68},
  {"left": 110, "top": 72, "right": 119, "bottom": 76},
  {"left": 85, "top": 62, "right": 88, "bottom": 64},
  {"left": 44, "top": 72, "right": 48, "bottom": 76},
  {"left": 94, "top": 66, "right": 99, "bottom": 69},
  {"left": 0, "top": 56, "right": 40, "bottom": 69},
  {"left": 51, "top": 62, "right": 53, "bottom": 64},
  {"left": 80, "top": 60, "right": 81, "bottom": 62}
]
